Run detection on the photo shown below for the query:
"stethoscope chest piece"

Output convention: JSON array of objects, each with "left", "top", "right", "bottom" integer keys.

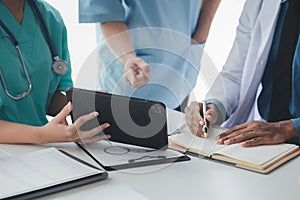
[{"left": 52, "top": 57, "right": 68, "bottom": 75}]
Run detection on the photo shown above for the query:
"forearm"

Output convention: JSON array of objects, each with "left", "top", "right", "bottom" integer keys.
[
  {"left": 0, "top": 120, "right": 42, "bottom": 144},
  {"left": 100, "top": 22, "right": 136, "bottom": 65},
  {"left": 192, "top": 0, "right": 221, "bottom": 43}
]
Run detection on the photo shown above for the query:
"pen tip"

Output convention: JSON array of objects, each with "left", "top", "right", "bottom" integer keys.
[{"left": 202, "top": 127, "right": 208, "bottom": 138}]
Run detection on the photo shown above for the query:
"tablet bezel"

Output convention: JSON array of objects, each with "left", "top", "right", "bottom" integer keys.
[{"left": 66, "top": 87, "right": 168, "bottom": 149}]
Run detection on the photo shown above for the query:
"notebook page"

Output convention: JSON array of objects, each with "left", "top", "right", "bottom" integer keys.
[
  {"left": 213, "top": 143, "right": 299, "bottom": 168},
  {"left": 0, "top": 148, "right": 100, "bottom": 199},
  {"left": 170, "top": 126, "right": 227, "bottom": 156},
  {"left": 167, "top": 108, "right": 186, "bottom": 135}
]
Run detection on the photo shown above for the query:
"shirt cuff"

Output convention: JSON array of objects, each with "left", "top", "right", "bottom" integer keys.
[{"left": 291, "top": 118, "right": 300, "bottom": 141}]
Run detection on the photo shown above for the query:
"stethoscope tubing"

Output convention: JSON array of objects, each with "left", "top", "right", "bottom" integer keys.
[{"left": 0, "top": 0, "right": 67, "bottom": 100}]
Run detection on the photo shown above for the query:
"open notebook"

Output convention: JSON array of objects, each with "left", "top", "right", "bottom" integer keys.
[{"left": 170, "top": 126, "right": 300, "bottom": 174}]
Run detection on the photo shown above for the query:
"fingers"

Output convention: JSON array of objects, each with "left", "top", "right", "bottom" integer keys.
[
  {"left": 97, "top": 90, "right": 108, "bottom": 93},
  {"left": 135, "top": 64, "right": 150, "bottom": 87},
  {"left": 217, "top": 123, "right": 248, "bottom": 142},
  {"left": 185, "top": 102, "right": 202, "bottom": 136},
  {"left": 70, "top": 111, "right": 111, "bottom": 143},
  {"left": 241, "top": 137, "right": 267, "bottom": 147},
  {"left": 198, "top": 103, "right": 219, "bottom": 127},
  {"left": 216, "top": 121, "right": 285, "bottom": 147},
  {"left": 206, "top": 104, "right": 218, "bottom": 124},
  {"left": 51, "top": 104, "right": 111, "bottom": 143},
  {"left": 125, "top": 68, "right": 137, "bottom": 86},
  {"left": 53, "top": 102, "right": 72, "bottom": 123},
  {"left": 79, "top": 123, "right": 110, "bottom": 139},
  {"left": 73, "top": 111, "right": 99, "bottom": 129},
  {"left": 240, "top": 134, "right": 284, "bottom": 147},
  {"left": 185, "top": 101, "right": 218, "bottom": 137},
  {"left": 220, "top": 130, "right": 259, "bottom": 145},
  {"left": 82, "top": 134, "right": 111, "bottom": 144},
  {"left": 124, "top": 58, "right": 150, "bottom": 88},
  {"left": 69, "top": 122, "right": 110, "bottom": 143}
]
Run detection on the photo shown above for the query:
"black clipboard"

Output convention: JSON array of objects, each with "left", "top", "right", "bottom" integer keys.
[
  {"left": 3, "top": 150, "right": 108, "bottom": 200},
  {"left": 76, "top": 142, "right": 190, "bottom": 171},
  {"left": 66, "top": 87, "right": 168, "bottom": 150}
]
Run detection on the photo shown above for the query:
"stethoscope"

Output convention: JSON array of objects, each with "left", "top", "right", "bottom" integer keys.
[{"left": 0, "top": 0, "right": 68, "bottom": 100}]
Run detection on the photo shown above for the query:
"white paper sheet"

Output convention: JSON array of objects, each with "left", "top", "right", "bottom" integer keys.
[
  {"left": 0, "top": 148, "right": 101, "bottom": 199},
  {"left": 83, "top": 141, "right": 184, "bottom": 167}
]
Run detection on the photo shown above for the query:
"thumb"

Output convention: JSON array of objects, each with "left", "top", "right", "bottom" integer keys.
[
  {"left": 53, "top": 102, "right": 72, "bottom": 124},
  {"left": 125, "top": 69, "right": 137, "bottom": 86}
]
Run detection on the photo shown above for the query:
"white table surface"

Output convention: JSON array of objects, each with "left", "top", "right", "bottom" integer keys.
[{"left": 1, "top": 110, "right": 300, "bottom": 200}]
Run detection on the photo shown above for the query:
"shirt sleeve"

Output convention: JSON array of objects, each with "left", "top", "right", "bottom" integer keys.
[
  {"left": 79, "top": 0, "right": 125, "bottom": 23},
  {"left": 205, "top": 0, "right": 258, "bottom": 117},
  {"left": 291, "top": 118, "right": 300, "bottom": 141}
]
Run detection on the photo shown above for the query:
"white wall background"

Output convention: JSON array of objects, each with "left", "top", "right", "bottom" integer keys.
[{"left": 46, "top": 0, "right": 246, "bottom": 101}]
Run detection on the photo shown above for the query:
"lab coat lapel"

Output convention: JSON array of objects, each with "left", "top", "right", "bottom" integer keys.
[
  {"left": 226, "top": 0, "right": 282, "bottom": 126},
  {"left": 241, "top": 0, "right": 281, "bottom": 101},
  {"left": 257, "top": 0, "right": 282, "bottom": 57}
]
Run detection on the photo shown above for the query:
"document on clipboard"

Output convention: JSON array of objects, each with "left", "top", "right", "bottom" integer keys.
[
  {"left": 76, "top": 141, "right": 190, "bottom": 171},
  {"left": 0, "top": 148, "right": 108, "bottom": 200}
]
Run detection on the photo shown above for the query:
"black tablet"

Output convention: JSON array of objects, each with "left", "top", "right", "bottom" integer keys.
[{"left": 66, "top": 87, "right": 168, "bottom": 149}]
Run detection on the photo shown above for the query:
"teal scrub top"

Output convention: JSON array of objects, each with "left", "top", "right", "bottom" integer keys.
[
  {"left": 0, "top": 0, "right": 73, "bottom": 126},
  {"left": 79, "top": 0, "right": 203, "bottom": 109}
]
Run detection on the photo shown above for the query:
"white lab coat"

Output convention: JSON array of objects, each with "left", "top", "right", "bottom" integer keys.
[{"left": 207, "top": 0, "right": 282, "bottom": 128}]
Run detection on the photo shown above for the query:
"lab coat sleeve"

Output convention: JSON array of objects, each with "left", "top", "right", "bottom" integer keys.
[
  {"left": 79, "top": 0, "right": 125, "bottom": 23},
  {"left": 205, "top": 0, "right": 260, "bottom": 123}
]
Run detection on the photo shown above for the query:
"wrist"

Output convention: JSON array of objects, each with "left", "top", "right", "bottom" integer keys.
[
  {"left": 277, "top": 120, "right": 299, "bottom": 144},
  {"left": 32, "top": 126, "right": 45, "bottom": 144},
  {"left": 119, "top": 51, "right": 136, "bottom": 66},
  {"left": 35, "top": 126, "right": 51, "bottom": 144}
]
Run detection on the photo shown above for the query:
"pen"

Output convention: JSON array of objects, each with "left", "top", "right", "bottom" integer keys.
[{"left": 202, "top": 100, "right": 208, "bottom": 138}]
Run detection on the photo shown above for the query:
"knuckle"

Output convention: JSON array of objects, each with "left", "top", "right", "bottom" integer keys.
[
  {"left": 184, "top": 107, "right": 189, "bottom": 113},
  {"left": 239, "top": 133, "right": 246, "bottom": 138},
  {"left": 232, "top": 125, "right": 239, "bottom": 130},
  {"left": 78, "top": 117, "right": 86, "bottom": 124},
  {"left": 191, "top": 102, "right": 198, "bottom": 108}
]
